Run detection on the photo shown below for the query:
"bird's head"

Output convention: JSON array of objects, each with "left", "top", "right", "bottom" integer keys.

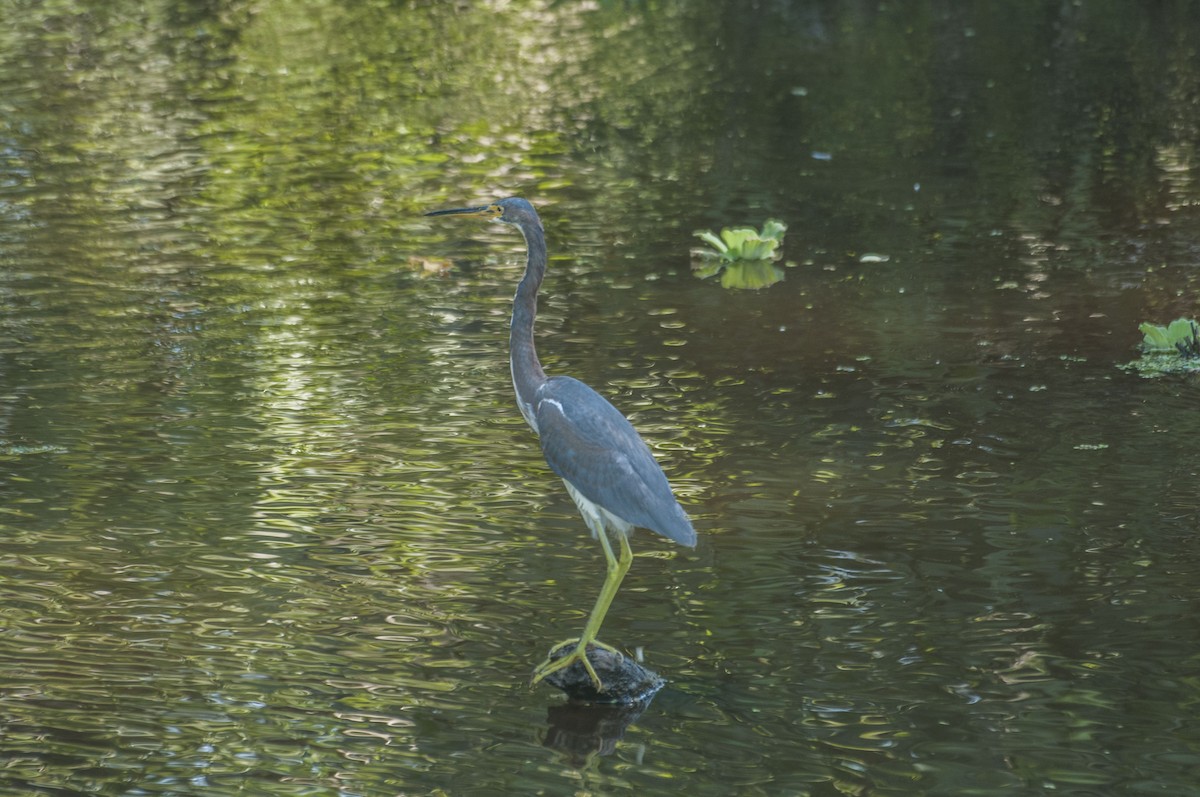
[{"left": 424, "top": 197, "right": 540, "bottom": 230}]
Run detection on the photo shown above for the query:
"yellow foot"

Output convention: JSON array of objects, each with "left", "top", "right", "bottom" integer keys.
[{"left": 531, "top": 638, "right": 621, "bottom": 691}]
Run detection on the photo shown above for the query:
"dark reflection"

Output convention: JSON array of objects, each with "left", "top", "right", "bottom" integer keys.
[{"left": 542, "top": 696, "right": 656, "bottom": 768}]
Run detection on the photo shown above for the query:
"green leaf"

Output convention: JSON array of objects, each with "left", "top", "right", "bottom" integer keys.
[
  {"left": 760, "top": 219, "right": 787, "bottom": 242},
  {"left": 719, "top": 228, "right": 758, "bottom": 251},
  {"left": 1166, "top": 318, "right": 1195, "bottom": 341},
  {"left": 1139, "top": 322, "right": 1172, "bottom": 350},
  {"left": 1139, "top": 318, "right": 1200, "bottom": 351},
  {"left": 693, "top": 230, "right": 728, "bottom": 253}
]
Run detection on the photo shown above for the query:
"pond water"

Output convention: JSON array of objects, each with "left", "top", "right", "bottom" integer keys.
[{"left": 2, "top": 2, "right": 1200, "bottom": 795}]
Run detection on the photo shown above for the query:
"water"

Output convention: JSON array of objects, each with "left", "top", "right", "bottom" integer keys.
[{"left": 3, "top": 1, "right": 1200, "bottom": 794}]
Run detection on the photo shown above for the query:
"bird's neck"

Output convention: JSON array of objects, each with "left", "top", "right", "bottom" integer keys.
[{"left": 510, "top": 223, "right": 548, "bottom": 428}]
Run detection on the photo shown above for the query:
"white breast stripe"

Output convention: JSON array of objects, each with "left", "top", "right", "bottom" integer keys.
[
  {"left": 511, "top": 361, "right": 538, "bottom": 433},
  {"left": 563, "top": 479, "right": 634, "bottom": 539}
]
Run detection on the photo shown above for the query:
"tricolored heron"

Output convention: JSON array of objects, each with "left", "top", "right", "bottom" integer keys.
[{"left": 425, "top": 197, "right": 696, "bottom": 691}]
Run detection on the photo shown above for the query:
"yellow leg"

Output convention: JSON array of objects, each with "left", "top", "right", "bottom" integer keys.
[{"left": 532, "top": 530, "right": 634, "bottom": 691}]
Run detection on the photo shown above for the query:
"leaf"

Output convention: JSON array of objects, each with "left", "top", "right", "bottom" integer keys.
[
  {"left": 744, "top": 241, "right": 772, "bottom": 260},
  {"left": 719, "top": 228, "right": 759, "bottom": 252},
  {"left": 1166, "top": 318, "right": 1195, "bottom": 341},
  {"left": 1139, "top": 318, "right": 1200, "bottom": 351},
  {"left": 722, "top": 227, "right": 784, "bottom": 260},
  {"left": 1139, "top": 322, "right": 1173, "bottom": 351},
  {"left": 693, "top": 230, "right": 728, "bottom": 253},
  {"left": 760, "top": 219, "right": 787, "bottom": 242}
]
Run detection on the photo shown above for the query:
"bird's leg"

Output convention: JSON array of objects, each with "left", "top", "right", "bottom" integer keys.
[{"left": 532, "top": 529, "right": 633, "bottom": 691}]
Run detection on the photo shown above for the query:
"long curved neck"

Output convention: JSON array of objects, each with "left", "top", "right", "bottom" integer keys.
[{"left": 511, "top": 220, "right": 548, "bottom": 429}]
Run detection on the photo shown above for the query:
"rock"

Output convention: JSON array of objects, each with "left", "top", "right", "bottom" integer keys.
[{"left": 537, "top": 642, "right": 666, "bottom": 704}]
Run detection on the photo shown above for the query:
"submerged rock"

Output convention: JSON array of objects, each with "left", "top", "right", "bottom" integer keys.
[{"left": 537, "top": 643, "right": 665, "bottom": 704}]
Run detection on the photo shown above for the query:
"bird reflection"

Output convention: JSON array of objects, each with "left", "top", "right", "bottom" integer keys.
[{"left": 542, "top": 696, "right": 656, "bottom": 768}]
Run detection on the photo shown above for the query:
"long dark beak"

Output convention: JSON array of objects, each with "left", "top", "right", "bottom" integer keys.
[{"left": 424, "top": 205, "right": 492, "bottom": 217}]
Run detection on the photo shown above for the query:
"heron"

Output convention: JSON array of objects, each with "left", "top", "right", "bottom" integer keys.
[{"left": 425, "top": 197, "right": 696, "bottom": 692}]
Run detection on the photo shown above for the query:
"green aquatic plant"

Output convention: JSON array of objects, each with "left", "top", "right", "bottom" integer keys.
[
  {"left": 1120, "top": 317, "right": 1200, "bottom": 377},
  {"left": 692, "top": 220, "right": 789, "bottom": 289},
  {"left": 694, "top": 220, "right": 787, "bottom": 263},
  {"left": 1139, "top": 318, "right": 1200, "bottom": 355}
]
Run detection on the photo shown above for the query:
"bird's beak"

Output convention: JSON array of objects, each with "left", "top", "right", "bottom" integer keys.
[{"left": 424, "top": 204, "right": 501, "bottom": 218}]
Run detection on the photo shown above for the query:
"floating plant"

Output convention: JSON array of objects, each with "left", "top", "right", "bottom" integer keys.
[
  {"left": 691, "top": 220, "right": 789, "bottom": 289},
  {"left": 1120, "top": 317, "right": 1200, "bottom": 377},
  {"left": 1139, "top": 318, "right": 1200, "bottom": 356}
]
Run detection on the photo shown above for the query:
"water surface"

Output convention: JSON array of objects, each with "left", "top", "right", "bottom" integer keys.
[{"left": 2, "top": 2, "right": 1200, "bottom": 795}]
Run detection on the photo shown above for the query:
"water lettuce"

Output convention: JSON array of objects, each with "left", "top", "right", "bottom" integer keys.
[
  {"left": 1121, "top": 318, "right": 1200, "bottom": 377},
  {"left": 691, "top": 220, "right": 788, "bottom": 289}
]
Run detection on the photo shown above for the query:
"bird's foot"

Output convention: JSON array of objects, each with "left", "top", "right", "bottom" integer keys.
[{"left": 531, "top": 637, "right": 621, "bottom": 692}]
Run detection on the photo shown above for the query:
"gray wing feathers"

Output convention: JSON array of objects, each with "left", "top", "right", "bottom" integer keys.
[{"left": 534, "top": 376, "right": 696, "bottom": 547}]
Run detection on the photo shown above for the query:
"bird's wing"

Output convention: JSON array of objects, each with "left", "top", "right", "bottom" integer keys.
[{"left": 533, "top": 376, "right": 695, "bottom": 546}]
